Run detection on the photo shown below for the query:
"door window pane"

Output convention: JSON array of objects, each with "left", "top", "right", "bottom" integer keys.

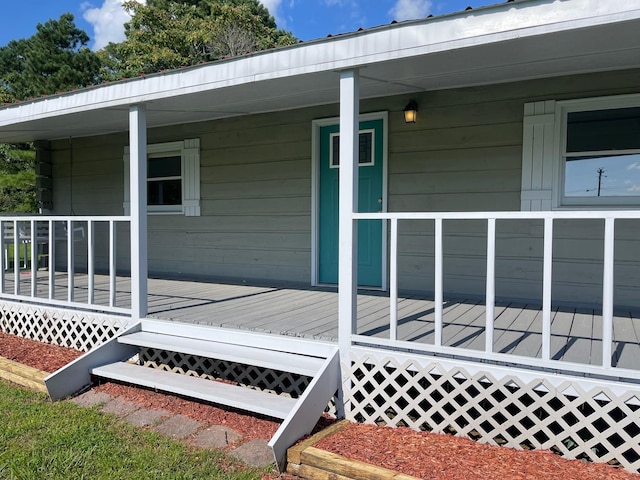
[{"left": 330, "top": 131, "right": 375, "bottom": 167}]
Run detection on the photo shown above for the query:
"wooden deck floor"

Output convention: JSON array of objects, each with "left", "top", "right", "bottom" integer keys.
[{"left": 5, "top": 272, "right": 640, "bottom": 370}]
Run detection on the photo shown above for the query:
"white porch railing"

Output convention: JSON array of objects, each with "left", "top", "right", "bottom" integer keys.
[
  {"left": 353, "top": 210, "right": 640, "bottom": 380},
  {"left": 0, "top": 216, "right": 131, "bottom": 316}
]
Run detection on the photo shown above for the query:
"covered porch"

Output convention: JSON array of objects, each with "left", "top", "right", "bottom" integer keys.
[{"left": 2, "top": 0, "right": 640, "bottom": 471}]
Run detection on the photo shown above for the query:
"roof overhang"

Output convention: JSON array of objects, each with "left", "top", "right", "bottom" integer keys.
[{"left": 1, "top": 0, "right": 639, "bottom": 143}]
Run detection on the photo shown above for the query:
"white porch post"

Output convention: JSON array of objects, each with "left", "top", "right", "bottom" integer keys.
[
  {"left": 338, "top": 69, "right": 359, "bottom": 416},
  {"left": 129, "top": 104, "right": 148, "bottom": 321}
]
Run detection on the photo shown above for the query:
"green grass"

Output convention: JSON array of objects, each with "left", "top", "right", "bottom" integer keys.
[
  {"left": 6, "top": 243, "right": 30, "bottom": 262},
  {"left": 5, "top": 243, "right": 44, "bottom": 269},
  {"left": 0, "top": 380, "right": 272, "bottom": 480}
]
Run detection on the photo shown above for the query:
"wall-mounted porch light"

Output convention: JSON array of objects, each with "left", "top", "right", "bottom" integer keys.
[{"left": 403, "top": 100, "right": 418, "bottom": 124}]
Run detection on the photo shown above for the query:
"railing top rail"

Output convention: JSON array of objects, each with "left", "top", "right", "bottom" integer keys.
[
  {"left": 354, "top": 210, "right": 640, "bottom": 220},
  {"left": 0, "top": 215, "right": 131, "bottom": 222}
]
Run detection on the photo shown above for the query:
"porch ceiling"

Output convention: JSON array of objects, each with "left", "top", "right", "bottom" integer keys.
[{"left": 0, "top": 0, "right": 639, "bottom": 143}]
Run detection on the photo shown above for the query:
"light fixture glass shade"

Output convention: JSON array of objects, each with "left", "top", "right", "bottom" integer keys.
[{"left": 403, "top": 100, "right": 418, "bottom": 123}]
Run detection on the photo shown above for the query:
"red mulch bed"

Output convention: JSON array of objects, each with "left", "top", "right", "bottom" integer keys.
[
  {"left": 316, "top": 423, "right": 640, "bottom": 480},
  {"left": 1, "top": 331, "right": 639, "bottom": 480},
  {"left": 0, "top": 331, "right": 82, "bottom": 371}
]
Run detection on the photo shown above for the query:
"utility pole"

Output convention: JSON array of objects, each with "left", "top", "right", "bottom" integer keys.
[{"left": 597, "top": 168, "right": 605, "bottom": 197}]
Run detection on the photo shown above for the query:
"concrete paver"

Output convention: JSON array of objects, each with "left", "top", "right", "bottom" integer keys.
[
  {"left": 101, "top": 396, "right": 140, "bottom": 416},
  {"left": 153, "top": 414, "right": 203, "bottom": 440},
  {"left": 190, "top": 425, "right": 242, "bottom": 449},
  {"left": 69, "top": 390, "right": 113, "bottom": 408},
  {"left": 229, "top": 439, "right": 275, "bottom": 468},
  {"left": 123, "top": 408, "right": 171, "bottom": 427}
]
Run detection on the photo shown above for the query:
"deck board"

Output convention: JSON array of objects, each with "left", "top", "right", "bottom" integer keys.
[
  {"left": 494, "top": 305, "right": 543, "bottom": 358},
  {"left": 613, "top": 313, "right": 640, "bottom": 369},
  {"left": 2, "top": 271, "right": 640, "bottom": 371},
  {"left": 550, "top": 307, "right": 574, "bottom": 362},
  {"left": 563, "top": 309, "right": 596, "bottom": 365}
]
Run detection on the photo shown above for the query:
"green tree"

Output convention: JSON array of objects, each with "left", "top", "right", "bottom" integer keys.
[
  {"left": 100, "top": 1, "right": 210, "bottom": 78},
  {"left": 148, "top": 0, "right": 277, "bottom": 28},
  {"left": 0, "top": 13, "right": 98, "bottom": 213},
  {"left": 0, "top": 13, "right": 101, "bottom": 101},
  {"left": 101, "top": 0, "right": 296, "bottom": 78},
  {"left": 0, "top": 144, "right": 36, "bottom": 213}
]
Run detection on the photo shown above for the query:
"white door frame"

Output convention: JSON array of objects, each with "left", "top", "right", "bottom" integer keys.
[{"left": 311, "top": 111, "right": 389, "bottom": 290}]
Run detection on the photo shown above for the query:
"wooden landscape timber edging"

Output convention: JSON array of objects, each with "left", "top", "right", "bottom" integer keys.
[
  {"left": 287, "top": 420, "right": 420, "bottom": 480},
  {"left": 0, "top": 356, "right": 48, "bottom": 393}
]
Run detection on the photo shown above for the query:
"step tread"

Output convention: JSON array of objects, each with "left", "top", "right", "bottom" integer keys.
[
  {"left": 118, "top": 331, "right": 324, "bottom": 377},
  {"left": 91, "top": 361, "right": 297, "bottom": 419}
]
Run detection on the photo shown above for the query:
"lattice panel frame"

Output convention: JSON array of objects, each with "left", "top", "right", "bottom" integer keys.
[
  {"left": 0, "top": 300, "right": 129, "bottom": 351},
  {"left": 347, "top": 350, "right": 640, "bottom": 473}
]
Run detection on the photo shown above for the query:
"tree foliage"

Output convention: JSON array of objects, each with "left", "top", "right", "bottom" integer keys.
[
  {"left": 0, "top": 14, "right": 100, "bottom": 212},
  {"left": 0, "top": 144, "right": 36, "bottom": 212},
  {"left": 101, "top": 0, "right": 296, "bottom": 78},
  {"left": 0, "top": 13, "right": 101, "bottom": 101}
]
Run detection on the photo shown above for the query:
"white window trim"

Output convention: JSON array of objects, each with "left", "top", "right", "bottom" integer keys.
[
  {"left": 124, "top": 138, "right": 200, "bottom": 216},
  {"left": 521, "top": 94, "right": 640, "bottom": 212},
  {"left": 554, "top": 94, "right": 640, "bottom": 209}
]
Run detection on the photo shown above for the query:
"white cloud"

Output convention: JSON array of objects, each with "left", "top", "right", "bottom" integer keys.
[
  {"left": 627, "top": 162, "right": 640, "bottom": 170},
  {"left": 628, "top": 185, "right": 640, "bottom": 192},
  {"left": 389, "top": 0, "right": 432, "bottom": 21},
  {"left": 82, "top": 0, "right": 143, "bottom": 51},
  {"left": 260, "top": 0, "right": 286, "bottom": 28},
  {"left": 261, "top": 0, "right": 283, "bottom": 11}
]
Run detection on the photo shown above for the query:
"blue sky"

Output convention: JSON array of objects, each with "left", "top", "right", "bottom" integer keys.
[{"left": 0, "top": 0, "right": 497, "bottom": 50}]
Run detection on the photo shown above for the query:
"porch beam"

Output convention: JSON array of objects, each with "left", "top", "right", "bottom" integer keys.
[
  {"left": 338, "top": 69, "right": 359, "bottom": 353},
  {"left": 129, "top": 104, "right": 148, "bottom": 320}
]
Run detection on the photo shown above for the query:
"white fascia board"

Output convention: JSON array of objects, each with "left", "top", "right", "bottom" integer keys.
[{"left": 0, "top": 0, "right": 638, "bottom": 128}]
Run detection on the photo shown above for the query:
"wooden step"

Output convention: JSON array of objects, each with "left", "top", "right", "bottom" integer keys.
[
  {"left": 91, "top": 361, "right": 297, "bottom": 419},
  {"left": 118, "top": 331, "right": 325, "bottom": 377}
]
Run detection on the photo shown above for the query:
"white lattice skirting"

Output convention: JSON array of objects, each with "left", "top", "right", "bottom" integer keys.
[
  {"left": 140, "top": 347, "right": 311, "bottom": 398},
  {"left": 139, "top": 348, "right": 338, "bottom": 415},
  {"left": 346, "top": 346, "right": 640, "bottom": 473},
  {"left": 0, "top": 300, "right": 130, "bottom": 352}
]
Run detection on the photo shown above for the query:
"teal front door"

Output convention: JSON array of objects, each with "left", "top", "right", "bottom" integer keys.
[{"left": 318, "top": 118, "right": 384, "bottom": 287}]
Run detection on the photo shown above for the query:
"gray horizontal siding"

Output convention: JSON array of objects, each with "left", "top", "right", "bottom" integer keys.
[{"left": 46, "top": 68, "right": 640, "bottom": 307}]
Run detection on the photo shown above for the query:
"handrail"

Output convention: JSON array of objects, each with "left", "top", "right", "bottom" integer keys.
[
  {"left": 353, "top": 210, "right": 640, "bottom": 220},
  {"left": 353, "top": 210, "right": 640, "bottom": 372},
  {"left": 0, "top": 215, "right": 130, "bottom": 222}
]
